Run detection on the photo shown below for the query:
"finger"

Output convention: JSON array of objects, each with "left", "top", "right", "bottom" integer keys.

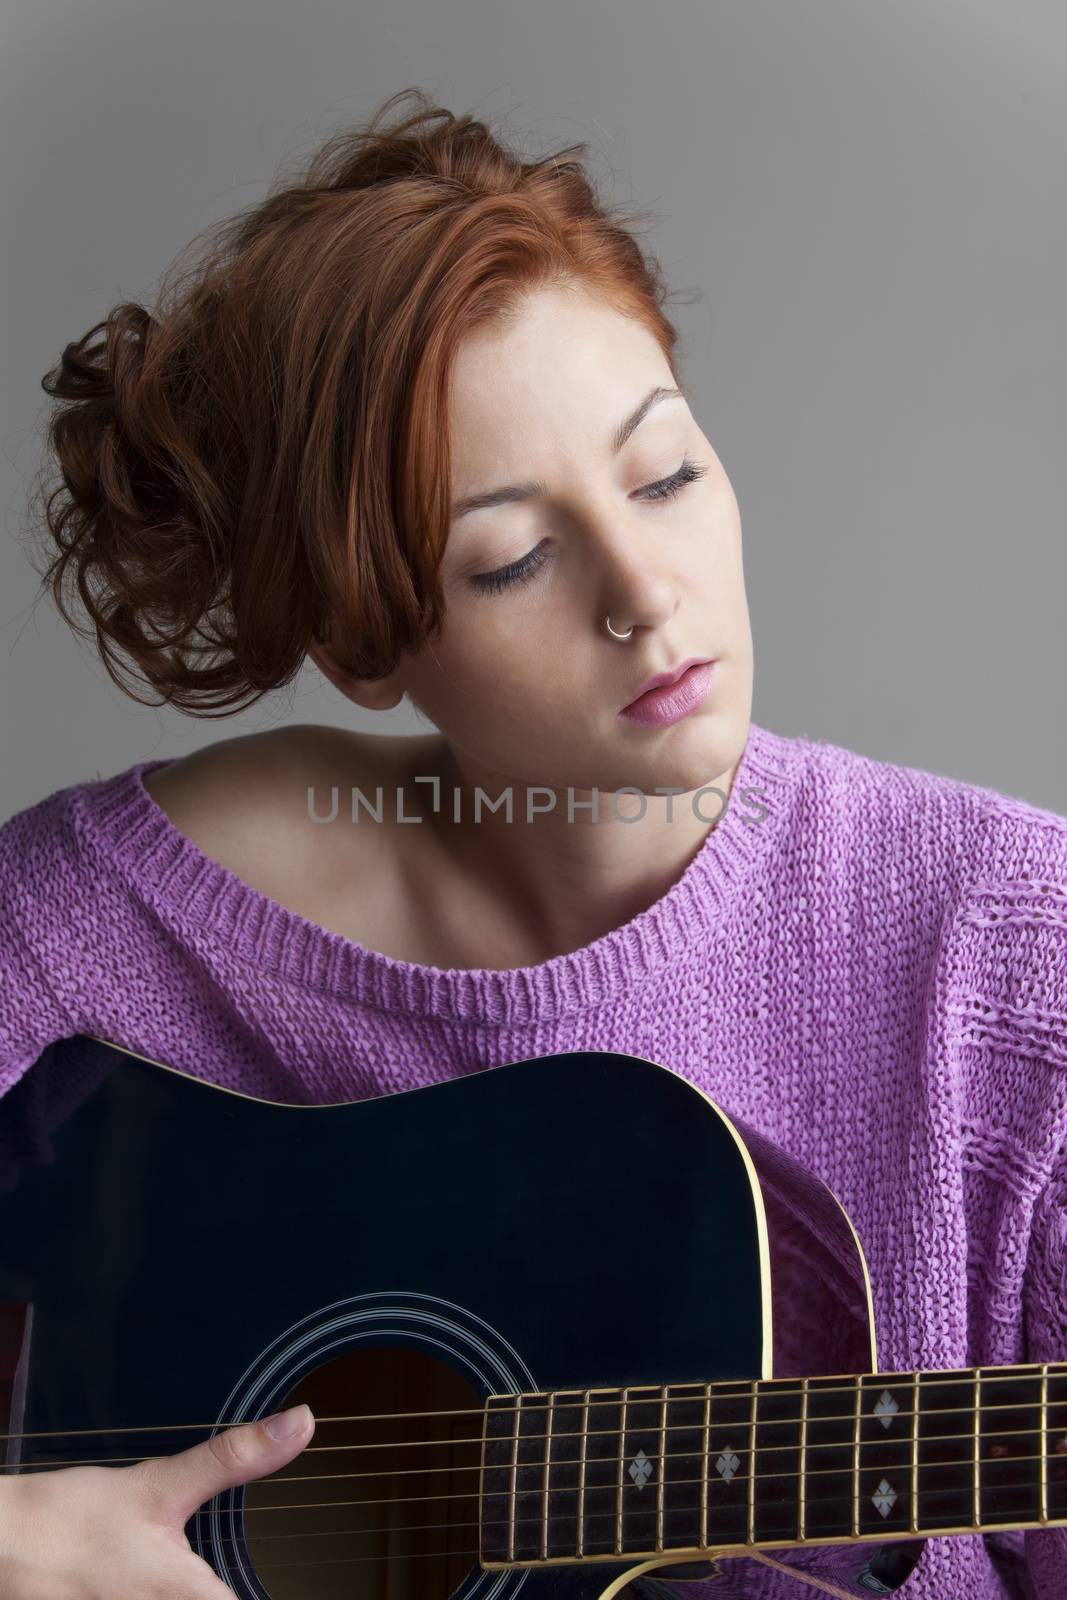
[{"left": 131, "top": 1405, "right": 315, "bottom": 1529}]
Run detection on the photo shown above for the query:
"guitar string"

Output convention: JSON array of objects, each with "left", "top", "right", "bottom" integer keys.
[
  {"left": 2, "top": 1397, "right": 1062, "bottom": 1499},
  {"left": 110, "top": 1461, "right": 1067, "bottom": 1581},
  {"left": 174, "top": 1427, "right": 1067, "bottom": 1579},
  {"left": 206, "top": 1551, "right": 913, "bottom": 1574},
  {"left": 212, "top": 1547, "right": 858, "bottom": 1572},
  {"left": 187, "top": 1437, "right": 1067, "bottom": 1535},
  {"left": 121, "top": 1448, "right": 1067, "bottom": 1577},
  {"left": 5, "top": 1433, "right": 1063, "bottom": 1529},
  {"left": 6, "top": 1419, "right": 1060, "bottom": 1567},
  {"left": 5, "top": 1400, "right": 1060, "bottom": 1478},
  {"left": 131, "top": 1452, "right": 1067, "bottom": 1577},
  {"left": 1, "top": 1366, "right": 1062, "bottom": 1445}
]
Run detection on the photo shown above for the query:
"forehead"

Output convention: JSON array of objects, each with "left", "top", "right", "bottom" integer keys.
[{"left": 447, "top": 286, "right": 672, "bottom": 466}]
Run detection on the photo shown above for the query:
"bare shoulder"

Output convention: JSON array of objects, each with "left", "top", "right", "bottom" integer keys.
[
  {"left": 144, "top": 723, "right": 335, "bottom": 830},
  {"left": 141, "top": 723, "right": 442, "bottom": 899}
]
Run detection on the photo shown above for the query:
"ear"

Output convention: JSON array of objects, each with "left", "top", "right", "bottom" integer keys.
[{"left": 306, "top": 637, "right": 407, "bottom": 713}]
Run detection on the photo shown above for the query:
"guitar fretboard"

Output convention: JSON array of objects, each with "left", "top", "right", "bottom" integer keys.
[{"left": 479, "top": 1364, "right": 1067, "bottom": 1567}]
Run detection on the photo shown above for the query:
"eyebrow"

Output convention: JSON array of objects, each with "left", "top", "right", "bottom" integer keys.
[{"left": 450, "top": 383, "right": 687, "bottom": 521}]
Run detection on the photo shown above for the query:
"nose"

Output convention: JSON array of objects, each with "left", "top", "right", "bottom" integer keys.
[{"left": 599, "top": 562, "right": 679, "bottom": 639}]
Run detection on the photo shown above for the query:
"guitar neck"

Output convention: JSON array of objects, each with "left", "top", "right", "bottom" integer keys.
[{"left": 479, "top": 1361, "right": 1067, "bottom": 1567}]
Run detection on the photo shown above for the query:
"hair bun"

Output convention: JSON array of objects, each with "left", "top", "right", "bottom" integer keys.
[{"left": 26, "top": 85, "right": 686, "bottom": 717}]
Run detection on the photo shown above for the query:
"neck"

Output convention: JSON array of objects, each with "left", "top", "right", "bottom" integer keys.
[
  {"left": 479, "top": 1361, "right": 1067, "bottom": 1568},
  {"left": 423, "top": 743, "right": 742, "bottom": 964}
]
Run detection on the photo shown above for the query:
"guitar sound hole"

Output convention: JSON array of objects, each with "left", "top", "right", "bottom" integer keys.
[{"left": 242, "top": 1346, "right": 484, "bottom": 1598}]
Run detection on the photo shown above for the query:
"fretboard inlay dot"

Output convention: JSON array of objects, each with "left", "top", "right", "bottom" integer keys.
[
  {"left": 872, "top": 1478, "right": 898, "bottom": 1517},
  {"left": 874, "top": 1388, "right": 900, "bottom": 1429}
]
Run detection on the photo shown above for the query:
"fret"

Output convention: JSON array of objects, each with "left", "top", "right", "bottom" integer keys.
[
  {"left": 977, "top": 1365, "right": 1043, "bottom": 1530},
  {"left": 701, "top": 1378, "right": 754, "bottom": 1549},
  {"left": 619, "top": 1386, "right": 663, "bottom": 1557},
  {"left": 660, "top": 1384, "right": 707, "bottom": 1551},
  {"left": 802, "top": 1375, "right": 855, "bottom": 1542},
  {"left": 479, "top": 1392, "right": 521, "bottom": 1567},
  {"left": 916, "top": 1369, "right": 980, "bottom": 1532},
  {"left": 511, "top": 1392, "right": 551, "bottom": 1562},
  {"left": 541, "top": 1392, "right": 554, "bottom": 1560},
  {"left": 541, "top": 1389, "right": 582, "bottom": 1560},
  {"left": 577, "top": 1388, "right": 624, "bottom": 1558},
  {"left": 509, "top": 1398, "right": 521, "bottom": 1561},
  {"left": 854, "top": 1374, "right": 915, "bottom": 1537},
  {"left": 615, "top": 1389, "right": 628, "bottom": 1555},
  {"left": 751, "top": 1376, "right": 806, "bottom": 1544},
  {"left": 577, "top": 1390, "right": 590, "bottom": 1557},
  {"left": 910, "top": 1372, "right": 919, "bottom": 1533},
  {"left": 1041, "top": 1366, "right": 1048, "bottom": 1525},
  {"left": 979, "top": 1369, "right": 985, "bottom": 1529},
  {"left": 656, "top": 1387, "right": 667, "bottom": 1552},
  {"left": 748, "top": 1381, "right": 757, "bottom": 1544},
  {"left": 700, "top": 1383, "right": 712, "bottom": 1548},
  {"left": 798, "top": 1377, "right": 809, "bottom": 1542},
  {"left": 852, "top": 1375, "right": 862, "bottom": 1537}
]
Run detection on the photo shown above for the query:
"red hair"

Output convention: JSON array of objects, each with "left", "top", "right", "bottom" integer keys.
[{"left": 28, "top": 87, "right": 691, "bottom": 715}]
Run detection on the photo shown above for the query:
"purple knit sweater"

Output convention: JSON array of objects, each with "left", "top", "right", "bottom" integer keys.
[{"left": 2, "top": 718, "right": 1067, "bottom": 1599}]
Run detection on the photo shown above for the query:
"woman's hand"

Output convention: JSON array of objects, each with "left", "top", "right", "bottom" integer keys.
[{"left": 0, "top": 1402, "right": 314, "bottom": 1597}]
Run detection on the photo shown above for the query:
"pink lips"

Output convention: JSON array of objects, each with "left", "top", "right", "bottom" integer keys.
[
  {"left": 626, "top": 655, "right": 710, "bottom": 703},
  {"left": 619, "top": 660, "right": 717, "bottom": 726}
]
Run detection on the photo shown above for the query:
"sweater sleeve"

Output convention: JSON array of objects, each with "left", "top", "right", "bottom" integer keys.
[{"left": 0, "top": 796, "right": 79, "bottom": 1098}]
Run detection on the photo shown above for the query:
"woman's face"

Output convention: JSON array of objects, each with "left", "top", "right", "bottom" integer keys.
[{"left": 340, "top": 282, "right": 753, "bottom": 800}]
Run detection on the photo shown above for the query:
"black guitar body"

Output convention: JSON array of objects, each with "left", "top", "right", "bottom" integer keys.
[{"left": 0, "top": 1037, "right": 925, "bottom": 1598}]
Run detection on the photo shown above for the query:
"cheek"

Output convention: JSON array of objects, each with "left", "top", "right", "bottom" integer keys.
[
  {"left": 699, "top": 505, "right": 742, "bottom": 577},
  {"left": 408, "top": 625, "right": 541, "bottom": 717},
  {"left": 456, "top": 599, "right": 564, "bottom": 672},
  {"left": 456, "top": 631, "right": 577, "bottom": 726}
]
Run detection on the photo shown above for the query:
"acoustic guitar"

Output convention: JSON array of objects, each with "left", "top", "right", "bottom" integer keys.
[{"left": 0, "top": 1036, "right": 1063, "bottom": 1599}]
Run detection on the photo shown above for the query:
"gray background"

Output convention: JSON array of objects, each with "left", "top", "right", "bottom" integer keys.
[{"left": 2, "top": 0, "right": 1064, "bottom": 822}]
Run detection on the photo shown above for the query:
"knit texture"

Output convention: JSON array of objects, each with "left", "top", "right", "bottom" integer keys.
[{"left": 2, "top": 718, "right": 1067, "bottom": 1599}]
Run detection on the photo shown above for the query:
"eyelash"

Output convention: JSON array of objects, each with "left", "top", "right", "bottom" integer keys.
[{"left": 470, "top": 457, "right": 709, "bottom": 596}]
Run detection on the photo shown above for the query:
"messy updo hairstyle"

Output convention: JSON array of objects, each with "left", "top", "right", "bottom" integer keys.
[{"left": 27, "top": 87, "right": 691, "bottom": 715}]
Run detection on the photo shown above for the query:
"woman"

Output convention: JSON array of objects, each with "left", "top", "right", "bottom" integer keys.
[{"left": 1, "top": 87, "right": 1066, "bottom": 1600}]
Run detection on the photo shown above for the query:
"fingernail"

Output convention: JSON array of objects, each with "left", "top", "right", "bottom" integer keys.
[{"left": 265, "top": 1404, "right": 310, "bottom": 1440}]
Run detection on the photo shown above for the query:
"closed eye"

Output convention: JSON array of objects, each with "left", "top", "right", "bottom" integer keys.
[
  {"left": 639, "top": 456, "right": 708, "bottom": 503},
  {"left": 470, "top": 457, "right": 709, "bottom": 595}
]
